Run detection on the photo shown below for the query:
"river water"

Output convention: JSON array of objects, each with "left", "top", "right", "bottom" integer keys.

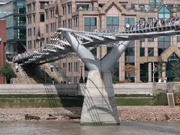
[{"left": 0, "top": 121, "right": 180, "bottom": 135}]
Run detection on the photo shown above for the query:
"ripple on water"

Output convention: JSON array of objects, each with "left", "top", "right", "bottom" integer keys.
[{"left": 0, "top": 121, "right": 180, "bottom": 135}]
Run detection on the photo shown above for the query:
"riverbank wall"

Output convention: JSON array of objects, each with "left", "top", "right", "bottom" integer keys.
[{"left": 0, "top": 82, "right": 180, "bottom": 95}]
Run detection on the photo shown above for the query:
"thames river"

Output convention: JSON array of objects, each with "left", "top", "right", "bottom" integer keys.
[{"left": 0, "top": 121, "right": 180, "bottom": 135}]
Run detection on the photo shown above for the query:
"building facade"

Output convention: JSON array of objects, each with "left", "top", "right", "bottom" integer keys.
[
  {"left": 26, "top": 0, "right": 180, "bottom": 83},
  {"left": 0, "top": 0, "right": 26, "bottom": 60},
  {"left": 0, "top": 20, "right": 6, "bottom": 84}
]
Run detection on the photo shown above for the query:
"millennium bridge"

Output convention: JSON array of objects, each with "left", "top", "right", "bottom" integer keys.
[{"left": 13, "top": 20, "right": 180, "bottom": 125}]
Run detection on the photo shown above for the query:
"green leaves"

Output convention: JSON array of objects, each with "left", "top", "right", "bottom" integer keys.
[
  {"left": 171, "top": 60, "right": 180, "bottom": 77},
  {"left": 155, "top": 59, "right": 166, "bottom": 78},
  {"left": 0, "top": 62, "right": 13, "bottom": 82}
]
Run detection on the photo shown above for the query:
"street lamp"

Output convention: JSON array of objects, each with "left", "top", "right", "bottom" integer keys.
[{"left": 79, "top": 63, "right": 84, "bottom": 83}]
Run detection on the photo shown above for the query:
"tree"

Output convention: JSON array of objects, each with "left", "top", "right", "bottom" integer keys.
[
  {"left": 0, "top": 62, "right": 13, "bottom": 83},
  {"left": 155, "top": 59, "right": 166, "bottom": 79},
  {"left": 122, "top": 64, "right": 138, "bottom": 80},
  {"left": 171, "top": 60, "right": 180, "bottom": 77},
  {"left": 112, "top": 75, "right": 117, "bottom": 84}
]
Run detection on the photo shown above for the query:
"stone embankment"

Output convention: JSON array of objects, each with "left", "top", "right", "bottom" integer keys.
[{"left": 0, "top": 106, "right": 180, "bottom": 122}]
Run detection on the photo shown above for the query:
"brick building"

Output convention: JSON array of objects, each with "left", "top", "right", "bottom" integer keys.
[{"left": 0, "top": 20, "right": 6, "bottom": 84}]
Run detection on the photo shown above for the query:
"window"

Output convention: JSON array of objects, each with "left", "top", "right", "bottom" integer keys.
[
  {"left": 107, "top": 17, "right": 119, "bottom": 30},
  {"left": 148, "top": 48, "right": 154, "bottom": 56},
  {"left": 148, "top": 38, "right": 154, "bottom": 42},
  {"left": 51, "top": 9, "right": 54, "bottom": 18},
  {"left": 30, "top": 28, "right": 32, "bottom": 36},
  {"left": 140, "top": 48, "right": 145, "bottom": 56},
  {"left": 63, "top": 63, "right": 66, "bottom": 68},
  {"left": 167, "top": 5, "right": 173, "bottom": 12},
  {"left": 149, "top": 0, "right": 161, "bottom": 9},
  {"left": 122, "top": 5, "right": 126, "bottom": 9},
  {"left": 148, "top": 18, "right": 153, "bottom": 22},
  {"left": 40, "top": 2, "right": 49, "bottom": 9},
  {"left": 63, "top": 20, "right": 66, "bottom": 28},
  {"left": 46, "top": 10, "right": 48, "bottom": 20},
  {"left": 107, "top": 47, "right": 113, "bottom": 54},
  {"left": 54, "top": 23, "right": 56, "bottom": 31},
  {"left": 68, "top": 4, "right": 71, "bottom": 14},
  {"left": 125, "top": 47, "right": 135, "bottom": 56},
  {"left": 40, "top": 14, "right": 44, "bottom": 22},
  {"left": 77, "top": 4, "right": 89, "bottom": 11},
  {"left": 107, "top": 17, "right": 119, "bottom": 26},
  {"left": 46, "top": 38, "right": 48, "bottom": 44},
  {"left": 177, "top": 5, "right": 180, "bottom": 12},
  {"left": 139, "top": 5, "right": 144, "bottom": 11},
  {"left": 74, "top": 62, "right": 78, "bottom": 72},
  {"left": 74, "top": 18, "right": 78, "bottom": 27},
  {"left": 140, "top": 18, "right": 144, "bottom": 23},
  {"left": 84, "top": 17, "right": 97, "bottom": 31},
  {"left": 46, "top": 24, "right": 48, "bottom": 33},
  {"left": 34, "top": 40, "right": 36, "bottom": 48},
  {"left": 177, "top": 36, "right": 180, "bottom": 42},
  {"left": 68, "top": 63, "right": 72, "bottom": 72},
  {"left": 51, "top": 23, "right": 52, "bottom": 32},
  {"left": 90, "top": 48, "right": 97, "bottom": 56},
  {"left": 33, "top": 3, "right": 35, "bottom": 10},
  {"left": 30, "top": 16, "right": 31, "bottom": 24},
  {"left": 158, "top": 36, "right": 170, "bottom": 42},
  {"left": 17, "top": 1, "right": 26, "bottom": 14},
  {"left": 140, "top": 39, "right": 145, "bottom": 42},
  {"left": 58, "top": 15, "right": 61, "bottom": 28},
  {"left": 158, "top": 5, "right": 170, "bottom": 19},
  {"left": 34, "top": 27, "right": 35, "bottom": 36},
  {"left": 68, "top": 19, "right": 71, "bottom": 28},
  {"left": 27, "top": 4, "right": 31, "bottom": 12},
  {"left": 125, "top": 18, "right": 135, "bottom": 25},
  {"left": 148, "top": 18, "right": 153, "bottom": 41},
  {"left": 33, "top": 14, "right": 35, "bottom": 23},
  {"left": 140, "top": 63, "right": 148, "bottom": 82},
  {"left": 63, "top": 5, "right": 66, "bottom": 15},
  {"left": 99, "top": 4, "right": 105, "bottom": 8},
  {"left": 158, "top": 48, "right": 166, "bottom": 55}
]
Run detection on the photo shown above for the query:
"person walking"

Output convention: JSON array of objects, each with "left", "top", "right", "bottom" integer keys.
[{"left": 52, "top": 78, "right": 54, "bottom": 84}]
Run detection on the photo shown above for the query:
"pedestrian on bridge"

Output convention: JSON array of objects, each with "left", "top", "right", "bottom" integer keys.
[{"left": 52, "top": 78, "right": 54, "bottom": 84}]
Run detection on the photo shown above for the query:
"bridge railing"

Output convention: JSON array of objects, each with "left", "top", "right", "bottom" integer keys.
[
  {"left": 13, "top": 18, "right": 180, "bottom": 63},
  {"left": 92, "top": 18, "right": 180, "bottom": 34}
]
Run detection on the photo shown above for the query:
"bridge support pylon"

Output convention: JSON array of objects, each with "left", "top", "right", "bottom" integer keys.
[{"left": 62, "top": 31, "right": 130, "bottom": 125}]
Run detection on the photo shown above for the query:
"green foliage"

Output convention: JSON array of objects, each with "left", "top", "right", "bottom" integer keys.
[
  {"left": 171, "top": 60, "right": 180, "bottom": 77},
  {"left": 155, "top": 59, "right": 166, "bottom": 79},
  {"left": 112, "top": 75, "right": 117, "bottom": 84},
  {"left": 153, "top": 93, "right": 168, "bottom": 105},
  {"left": 173, "top": 77, "right": 180, "bottom": 82},
  {"left": 115, "top": 94, "right": 152, "bottom": 97},
  {"left": 116, "top": 98, "right": 153, "bottom": 106},
  {"left": 0, "top": 62, "right": 13, "bottom": 82}
]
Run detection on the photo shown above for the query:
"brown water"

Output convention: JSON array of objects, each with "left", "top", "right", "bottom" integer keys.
[{"left": 0, "top": 121, "right": 180, "bottom": 135}]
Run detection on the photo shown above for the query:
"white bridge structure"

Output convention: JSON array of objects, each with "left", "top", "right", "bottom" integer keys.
[{"left": 13, "top": 22, "right": 180, "bottom": 125}]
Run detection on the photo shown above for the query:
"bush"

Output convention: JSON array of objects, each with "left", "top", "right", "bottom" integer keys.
[
  {"left": 112, "top": 75, "right": 117, "bottom": 84},
  {"left": 153, "top": 93, "right": 168, "bottom": 105},
  {"left": 173, "top": 77, "right": 180, "bottom": 82}
]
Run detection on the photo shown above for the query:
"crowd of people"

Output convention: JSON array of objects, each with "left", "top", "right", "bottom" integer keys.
[
  {"left": 125, "top": 14, "right": 179, "bottom": 31},
  {"left": 17, "top": 51, "right": 30, "bottom": 59}
]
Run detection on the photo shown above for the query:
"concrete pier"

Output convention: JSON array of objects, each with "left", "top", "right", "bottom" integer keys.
[{"left": 80, "top": 71, "right": 120, "bottom": 125}]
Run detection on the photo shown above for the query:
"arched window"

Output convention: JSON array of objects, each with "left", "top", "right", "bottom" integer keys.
[{"left": 158, "top": 5, "right": 170, "bottom": 18}]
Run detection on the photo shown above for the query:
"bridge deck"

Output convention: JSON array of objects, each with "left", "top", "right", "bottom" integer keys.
[{"left": 13, "top": 20, "right": 180, "bottom": 65}]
